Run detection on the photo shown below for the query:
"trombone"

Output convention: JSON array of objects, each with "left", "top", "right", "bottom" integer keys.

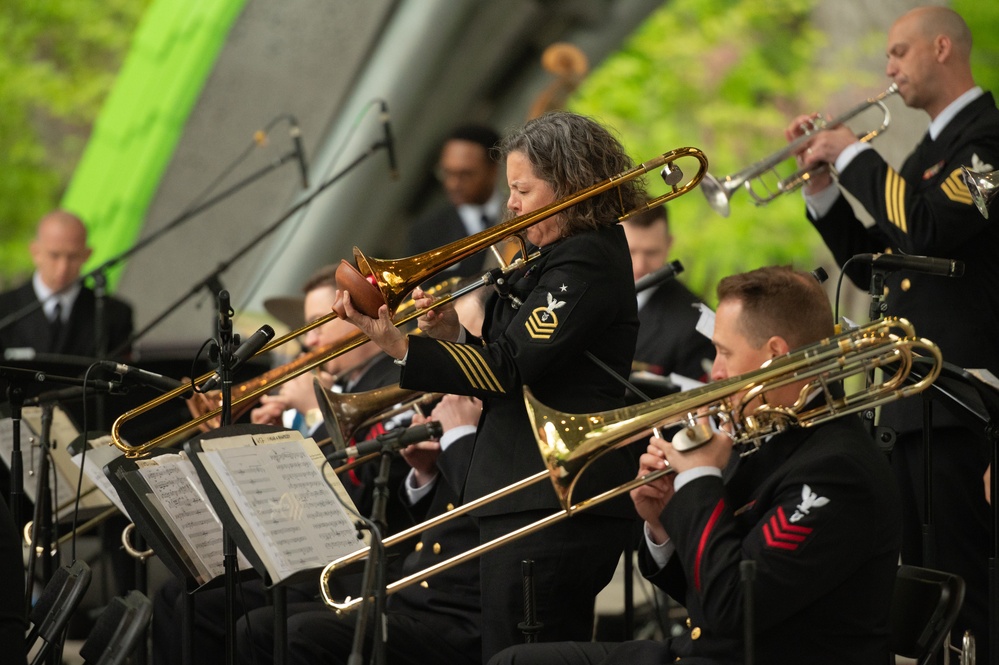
[
  {"left": 320, "top": 318, "right": 941, "bottom": 612},
  {"left": 111, "top": 146, "right": 708, "bottom": 458},
  {"left": 702, "top": 83, "right": 898, "bottom": 217}
]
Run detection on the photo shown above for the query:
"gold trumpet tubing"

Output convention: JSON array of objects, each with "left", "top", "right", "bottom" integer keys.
[
  {"left": 323, "top": 465, "right": 676, "bottom": 613},
  {"left": 353, "top": 147, "right": 708, "bottom": 314},
  {"left": 319, "top": 470, "right": 550, "bottom": 601}
]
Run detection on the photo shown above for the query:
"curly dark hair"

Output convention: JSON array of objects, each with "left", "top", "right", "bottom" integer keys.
[{"left": 498, "top": 111, "right": 646, "bottom": 236}]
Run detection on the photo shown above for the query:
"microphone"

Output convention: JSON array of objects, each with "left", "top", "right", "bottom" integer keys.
[
  {"left": 290, "top": 118, "right": 309, "bottom": 189},
  {"left": 200, "top": 324, "right": 276, "bottom": 392},
  {"left": 327, "top": 421, "right": 443, "bottom": 463},
  {"left": 635, "top": 259, "right": 684, "bottom": 294},
  {"left": 98, "top": 361, "right": 187, "bottom": 395},
  {"left": 853, "top": 252, "right": 965, "bottom": 278},
  {"left": 379, "top": 101, "right": 399, "bottom": 180}
]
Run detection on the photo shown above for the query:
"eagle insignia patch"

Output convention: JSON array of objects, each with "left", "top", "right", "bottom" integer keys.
[{"left": 525, "top": 292, "right": 566, "bottom": 340}]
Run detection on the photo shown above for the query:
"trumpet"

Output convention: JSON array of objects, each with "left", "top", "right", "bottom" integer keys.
[
  {"left": 111, "top": 146, "right": 708, "bottom": 458},
  {"left": 961, "top": 165, "right": 998, "bottom": 219},
  {"left": 320, "top": 317, "right": 941, "bottom": 612},
  {"left": 702, "top": 83, "right": 898, "bottom": 217}
]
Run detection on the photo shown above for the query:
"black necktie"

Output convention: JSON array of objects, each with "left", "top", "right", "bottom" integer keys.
[{"left": 49, "top": 302, "right": 63, "bottom": 352}]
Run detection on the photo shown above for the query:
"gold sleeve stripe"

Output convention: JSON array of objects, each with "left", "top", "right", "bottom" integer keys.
[
  {"left": 439, "top": 341, "right": 505, "bottom": 394},
  {"left": 884, "top": 168, "right": 908, "bottom": 233},
  {"left": 941, "top": 168, "right": 974, "bottom": 205}
]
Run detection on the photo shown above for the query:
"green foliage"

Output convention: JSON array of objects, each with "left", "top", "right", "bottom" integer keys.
[{"left": 0, "top": 0, "right": 151, "bottom": 288}]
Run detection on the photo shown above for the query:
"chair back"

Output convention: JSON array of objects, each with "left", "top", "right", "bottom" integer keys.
[
  {"left": 79, "top": 590, "right": 152, "bottom": 665},
  {"left": 25, "top": 560, "right": 92, "bottom": 665},
  {"left": 889, "top": 564, "right": 965, "bottom": 665}
]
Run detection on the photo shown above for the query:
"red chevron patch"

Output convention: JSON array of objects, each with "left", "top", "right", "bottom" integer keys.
[{"left": 762, "top": 507, "right": 813, "bottom": 551}]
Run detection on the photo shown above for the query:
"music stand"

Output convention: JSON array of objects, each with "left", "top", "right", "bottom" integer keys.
[{"left": 908, "top": 359, "right": 999, "bottom": 665}]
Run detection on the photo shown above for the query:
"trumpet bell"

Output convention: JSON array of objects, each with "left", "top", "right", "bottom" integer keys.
[
  {"left": 700, "top": 172, "right": 742, "bottom": 217},
  {"left": 961, "top": 165, "right": 998, "bottom": 219}
]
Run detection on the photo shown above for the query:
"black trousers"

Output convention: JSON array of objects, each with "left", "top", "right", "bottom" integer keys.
[
  {"left": 477, "top": 510, "right": 635, "bottom": 662},
  {"left": 237, "top": 600, "right": 478, "bottom": 665},
  {"left": 891, "top": 426, "right": 991, "bottom": 664}
]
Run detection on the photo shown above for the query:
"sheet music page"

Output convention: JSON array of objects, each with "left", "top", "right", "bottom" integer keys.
[
  {"left": 0, "top": 406, "right": 110, "bottom": 511},
  {"left": 70, "top": 437, "right": 128, "bottom": 516},
  {"left": 201, "top": 438, "right": 361, "bottom": 583},
  {"left": 135, "top": 452, "right": 243, "bottom": 582}
]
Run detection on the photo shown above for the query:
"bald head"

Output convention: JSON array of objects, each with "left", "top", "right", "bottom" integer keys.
[
  {"left": 886, "top": 6, "right": 975, "bottom": 118},
  {"left": 30, "top": 210, "right": 91, "bottom": 292}
]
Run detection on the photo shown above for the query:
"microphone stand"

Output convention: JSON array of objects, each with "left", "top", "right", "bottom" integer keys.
[
  {"left": 107, "top": 139, "right": 389, "bottom": 358},
  {"left": 208, "top": 290, "right": 239, "bottom": 665},
  {"left": 348, "top": 451, "right": 393, "bottom": 665}
]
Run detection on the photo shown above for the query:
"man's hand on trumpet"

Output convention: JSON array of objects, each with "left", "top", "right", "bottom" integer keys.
[{"left": 784, "top": 113, "right": 856, "bottom": 195}]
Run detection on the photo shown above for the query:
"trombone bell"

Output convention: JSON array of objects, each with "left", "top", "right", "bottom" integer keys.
[{"left": 961, "top": 165, "right": 998, "bottom": 219}]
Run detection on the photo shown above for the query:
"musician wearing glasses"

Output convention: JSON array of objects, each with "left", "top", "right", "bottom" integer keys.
[
  {"left": 490, "top": 266, "right": 902, "bottom": 665},
  {"left": 788, "top": 7, "right": 998, "bottom": 658},
  {"left": 333, "top": 111, "right": 642, "bottom": 661}
]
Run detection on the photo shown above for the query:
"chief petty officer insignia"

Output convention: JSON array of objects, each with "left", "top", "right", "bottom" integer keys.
[{"left": 525, "top": 292, "right": 566, "bottom": 340}]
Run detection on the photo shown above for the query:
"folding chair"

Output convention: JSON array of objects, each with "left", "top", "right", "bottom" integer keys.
[{"left": 889, "top": 564, "right": 973, "bottom": 665}]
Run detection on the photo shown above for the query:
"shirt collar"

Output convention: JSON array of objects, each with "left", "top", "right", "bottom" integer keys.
[
  {"left": 929, "top": 86, "right": 983, "bottom": 140},
  {"left": 32, "top": 272, "right": 82, "bottom": 321}
]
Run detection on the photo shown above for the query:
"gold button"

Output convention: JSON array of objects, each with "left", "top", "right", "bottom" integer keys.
[
  {"left": 691, "top": 627, "right": 702, "bottom": 640},
  {"left": 447, "top": 503, "right": 455, "bottom": 511},
  {"left": 415, "top": 542, "right": 423, "bottom": 552},
  {"left": 420, "top": 580, "right": 429, "bottom": 588},
  {"left": 433, "top": 542, "right": 442, "bottom": 554},
  {"left": 901, "top": 278, "right": 911, "bottom": 291},
  {"left": 685, "top": 618, "right": 691, "bottom": 628},
  {"left": 883, "top": 285, "right": 890, "bottom": 297}
]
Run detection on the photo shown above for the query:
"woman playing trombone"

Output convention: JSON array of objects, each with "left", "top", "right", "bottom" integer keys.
[{"left": 333, "top": 111, "right": 643, "bottom": 661}]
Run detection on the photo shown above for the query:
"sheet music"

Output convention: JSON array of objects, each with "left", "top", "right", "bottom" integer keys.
[
  {"left": 70, "top": 437, "right": 128, "bottom": 516},
  {"left": 0, "top": 406, "right": 111, "bottom": 514},
  {"left": 134, "top": 452, "right": 249, "bottom": 583},
  {"left": 201, "top": 438, "right": 360, "bottom": 583}
]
